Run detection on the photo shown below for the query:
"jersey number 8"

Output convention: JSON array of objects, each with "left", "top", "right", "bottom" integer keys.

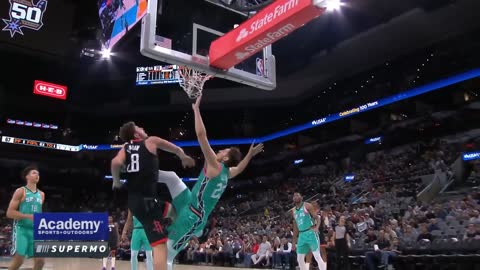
[{"left": 127, "top": 153, "right": 140, "bottom": 173}]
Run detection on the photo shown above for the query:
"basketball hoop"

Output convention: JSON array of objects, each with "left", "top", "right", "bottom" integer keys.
[{"left": 178, "top": 66, "right": 213, "bottom": 99}]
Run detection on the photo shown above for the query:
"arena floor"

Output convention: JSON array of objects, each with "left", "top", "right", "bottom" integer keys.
[{"left": 0, "top": 257, "right": 261, "bottom": 270}]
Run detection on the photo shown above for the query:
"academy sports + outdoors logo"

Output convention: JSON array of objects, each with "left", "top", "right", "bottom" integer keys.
[
  {"left": 37, "top": 218, "right": 102, "bottom": 235},
  {"left": 34, "top": 213, "right": 109, "bottom": 258},
  {"left": 2, "top": 0, "right": 48, "bottom": 38},
  {"left": 34, "top": 213, "right": 108, "bottom": 241}
]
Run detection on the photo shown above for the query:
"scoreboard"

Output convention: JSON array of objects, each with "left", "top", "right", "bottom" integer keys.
[
  {"left": 1, "top": 136, "right": 79, "bottom": 152},
  {"left": 136, "top": 65, "right": 182, "bottom": 86}
]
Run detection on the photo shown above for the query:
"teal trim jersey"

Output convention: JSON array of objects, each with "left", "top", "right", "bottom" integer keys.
[
  {"left": 133, "top": 216, "right": 143, "bottom": 229},
  {"left": 16, "top": 187, "right": 42, "bottom": 228},
  {"left": 168, "top": 163, "right": 229, "bottom": 253},
  {"left": 190, "top": 164, "right": 229, "bottom": 219},
  {"left": 294, "top": 203, "right": 314, "bottom": 231}
]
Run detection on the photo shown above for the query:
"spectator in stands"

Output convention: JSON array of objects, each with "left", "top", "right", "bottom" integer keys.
[
  {"left": 242, "top": 237, "right": 257, "bottom": 267},
  {"left": 463, "top": 223, "right": 480, "bottom": 240},
  {"left": 117, "top": 238, "right": 130, "bottom": 260},
  {"left": 193, "top": 243, "right": 207, "bottom": 264},
  {"left": 390, "top": 220, "right": 402, "bottom": 237},
  {"left": 402, "top": 225, "right": 418, "bottom": 245},
  {"left": 207, "top": 238, "right": 219, "bottom": 264},
  {"left": 365, "top": 230, "right": 390, "bottom": 270},
  {"left": 365, "top": 228, "right": 378, "bottom": 244},
  {"left": 428, "top": 218, "right": 440, "bottom": 232},
  {"left": 277, "top": 238, "right": 293, "bottom": 269},
  {"left": 251, "top": 235, "right": 271, "bottom": 267},
  {"left": 271, "top": 237, "right": 281, "bottom": 267},
  {"left": 417, "top": 223, "right": 433, "bottom": 242},
  {"left": 231, "top": 236, "right": 243, "bottom": 264},
  {"left": 469, "top": 210, "right": 480, "bottom": 224},
  {"left": 186, "top": 239, "right": 199, "bottom": 264},
  {"left": 380, "top": 237, "right": 402, "bottom": 268},
  {"left": 216, "top": 237, "right": 234, "bottom": 266},
  {"left": 385, "top": 224, "right": 398, "bottom": 239},
  {"left": 365, "top": 213, "right": 375, "bottom": 228}
]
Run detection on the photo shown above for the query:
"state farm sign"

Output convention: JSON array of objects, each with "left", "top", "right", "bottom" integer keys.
[
  {"left": 209, "top": 0, "right": 327, "bottom": 70},
  {"left": 33, "top": 80, "right": 68, "bottom": 100}
]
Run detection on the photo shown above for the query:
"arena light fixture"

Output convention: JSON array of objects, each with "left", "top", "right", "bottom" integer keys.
[
  {"left": 326, "top": 0, "right": 342, "bottom": 11},
  {"left": 101, "top": 48, "right": 111, "bottom": 59}
]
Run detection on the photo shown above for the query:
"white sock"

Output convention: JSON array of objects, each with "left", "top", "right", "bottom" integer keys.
[
  {"left": 312, "top": 250, "right": 327, "bottom": 270},
  {"left": 297, "top": 254, "right": 307, "bottom": 270},
  {"left": 306, "top": 262, "right": 310, "bottom": 269},
  {"left": 111, "top": 256, "right": 116, "bottom": 268},
  {"left": 146, "top": 250, "right": 154, "bottom": 270},
  {"left": 131, "top": 250, "right": 139, "bottom": 270},
  {"left": 102, "top": 257, "right": 108, "bottom": 268},
  {"left": 157, "top": 170, "right": 187, "bottom": 198}
]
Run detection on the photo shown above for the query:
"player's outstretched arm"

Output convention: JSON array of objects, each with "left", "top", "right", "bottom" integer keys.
[
  {"left": 305, "top": 202, "right": 321, "bottom": 233},
  {"left": 229, "top": 143, "right": 263, "bottom": 179},
  {"left": 6, "top": 188, "right": 32, "bottom": 221},
  {"left": 192, "top": 96, "right": 221, "bottom": 176},
  {"left": 292, "top": 209, "right": 299, "bottom": 248},
  {"left": 149, "top": 137, "right": 195, "bottom": 168},
  {"left": 122, "top": 209, "right": 133, "bottom": 241},
  {"left": 116, "top": 222, "right": 120, "bottom": 247},
  {"left": 111, "top": 147, "right": 126, "bottom": 189}
]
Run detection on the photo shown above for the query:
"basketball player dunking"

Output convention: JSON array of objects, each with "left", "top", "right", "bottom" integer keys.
[
  {"left": 111, "top": 123, "right": 195, "bottom": 270},
  {"left": 102, "top": 214, "right": 120, "bottom": 270},
  {"left": 6, "top": 165, "right": 45, "bottom": 270},
  {"left": 292, "top": 192, "right": 327, "bottom": 270},
  {"left": 161, "top": 96, "right": 264, "bottom": 270}
]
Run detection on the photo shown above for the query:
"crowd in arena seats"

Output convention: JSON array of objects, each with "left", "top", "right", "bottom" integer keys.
[
  {"left": 168, "top": 132, "right": 478, "bottom": 269},
  {"left": 0, "top": 125, "right": 478, "bottom": 270}
]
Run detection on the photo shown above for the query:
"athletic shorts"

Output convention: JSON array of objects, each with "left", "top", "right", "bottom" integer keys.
[
  {"left": 168, "top": 189, "right": 207, "bottom": 254},
  {"left": 131, "top": 228, "right": 152, "bottom": 251},
  {"left": 11, "top": 225, "right": 34, "bottom": 258},
  {"left": 128, "top": 195, "right": 172, "bottom": 247},
  {"left": 108, "top": 241, "right": 118, "bottom": 251},
  {"left": 296, "top": 230, "right": 320, "bottom": 255},
  {"left": 171, "top": 188, "right": 191, "bottom": 214}
]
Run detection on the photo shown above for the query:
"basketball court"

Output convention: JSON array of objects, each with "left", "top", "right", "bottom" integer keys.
[
  {"left": 0, "top": 257, "right": 265, "bottom": 270},
  {"left": 1, "top": 0, "right": 332, "bottom": 269}
]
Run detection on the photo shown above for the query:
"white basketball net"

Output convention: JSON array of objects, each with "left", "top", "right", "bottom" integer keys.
[{"left": 178, "top": 66, "right": 213, "bottom": 99}]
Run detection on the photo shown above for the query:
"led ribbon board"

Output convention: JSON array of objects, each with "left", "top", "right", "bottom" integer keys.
[{"left": 1, "top": 69, "right": 479, "bottom": 151}]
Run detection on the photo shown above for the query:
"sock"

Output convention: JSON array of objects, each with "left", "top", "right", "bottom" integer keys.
[
  {"left": 131, "top": 250, "right": 139, "bottom": 270},
  {"left": 146, "top": 250, "right": 153, "bottom": 270},
  {"left": 312, "top": 250, "right": 327, "bottom": 270},
  {"left": 157, "top": 170, "right": 187, "bottom": 198},
  {"left": 297, "top": 254, "right": 307, "bottom": 270},
  {"left": 111, "top": 256, "right": 116, "bottom": 269},
  {"left": 102, "top": 257, "right": 108, "bottom": 268},
  {"left": 306, "top": 262, "right": 310, "bottom": 269}
]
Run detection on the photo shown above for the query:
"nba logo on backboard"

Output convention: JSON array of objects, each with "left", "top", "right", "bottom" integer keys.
[{"left": 256, "top": 58, "right": 265, "bottom": 77}]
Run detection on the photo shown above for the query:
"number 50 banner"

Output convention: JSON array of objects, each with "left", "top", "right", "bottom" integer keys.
[
  {"left": 0, "top": 0, "right": 74, "bottom": 56},
  {"left": 2, "top": 0, "right": 48, "bottom": 38}
]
